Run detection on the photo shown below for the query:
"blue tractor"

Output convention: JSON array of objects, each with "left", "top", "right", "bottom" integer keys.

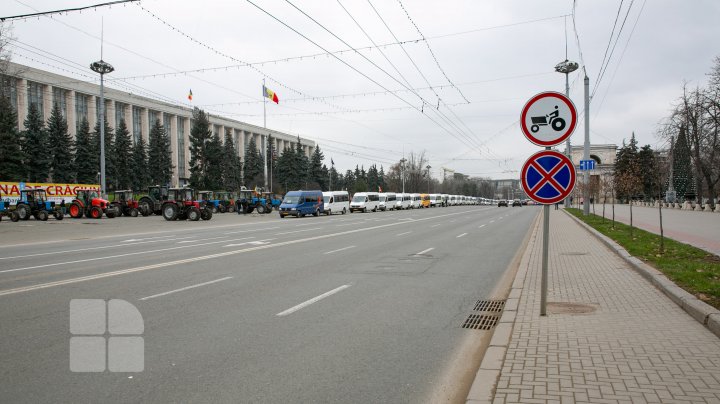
[
  {"left": 198, "top": 191, "right": 224, "bottom": 213},
  {"left": 0, "top": 191, "right": 19, "bottom": 222},
  {"left": 15, "top": 189, "right": 64, "bottom": 221}
]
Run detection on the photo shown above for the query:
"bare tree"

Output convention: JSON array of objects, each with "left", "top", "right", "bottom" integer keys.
[{"left": 615, "top": 159, "right": 643, "bottom": 238}]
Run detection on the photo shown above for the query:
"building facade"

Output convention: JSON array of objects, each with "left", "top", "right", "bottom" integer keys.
[
  {"left": 3, "top": 62, "right": 315, "bottom": 187},
  {"left": 570, "top": 144, "right": 617, "bottom": 202}
]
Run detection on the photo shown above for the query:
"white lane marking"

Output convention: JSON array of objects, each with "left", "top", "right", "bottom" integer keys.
[
  {"left": 478, "top": 224, "right": 486, "bottom": 228},
  {"left": 0, "top": 236, "right": 199, "bottom": 261},
  {"left": 224, "top": 227, "right": 278, "bottom": 234},
  {"left": 498, "top": 217, "right": 503, "bottom": 220},
  {"left": 396, "top": 231, "right": 412, "bottom": 236},
  {"left": 122, "top": 235, "right": 176, "bottom": 243},
  {"left": 178, "top": 235, "right": 228, "bottom": 244},
  {"left": 457, "top": 233, "right": 468, "bottom": 238},
  {"left": 139, "top": 277, "right": 233, "bottom": 301},
  {"left": 415, "top": 248, "right": 434, "bottom": 255},
  {"left": 489, "top": 220, "right": 495, "bottom": 223},
  {"left": 0, "top": 208, "right": 477, "bottom": 296},
  {"left": 294, "top": 222, "right": 323, "bottom": 227},
  {"left": 0, "top": 237, "right": 254, "bottom": 274},
  {"left": 276, "top": 285, "right": 351, "bottom": 317},
  {"left": 430, "top": 223, "right": 441, "bottom": 228},
  {"left": 323, "top": 246, "right": 355, "bottom": 255},
  {"left": 225, "top": 239, "right": 274, "bottom": 247},
  {"left": 275, "top": 227, "right": 321, "bottom": 235}
]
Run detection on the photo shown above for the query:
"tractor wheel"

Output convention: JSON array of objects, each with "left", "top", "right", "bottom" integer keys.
[
  {"left": 16, "top": 204, "right": 30, "bottom": 220},
  {"left": 188, "top": 207, "right": 201, "bottom": 221},
  {"left": 90, "top": 206, "right": 103, "bottom": 219},
  {"left": 10, "top": 211, "right": 20, "bottom": 222},
  {"left": 140, "top": 202, "right": 151, "bottom": 216},
  {"left": 246, "top": 206, "right": 254, "bottom": 214},
  {"left": 228, "top": 205, "right": 235, "bottom": 213},
  {"left": 163, "top": 204, "right": 179, "bottom": 221},
  {"left": 105, "top": 208, "right": 117, "bottom": 219},
  {"left": 37, "top": 210, "right": 49, "bottom": 221},
  {"left": 218, "top": 204, "right": 226, "bottom": 214},
  {"left": 69, "top": 202, "right": 83, "bottom": 218},
  {"left": 256, "top": 204, "right": 266, "bottom": 214},
  {"left": 54, "top": 210, "right": 64, "bottom": 220},
  {"left": 201, "top": 208, "right": 213, "bottom": 221},
  {"left": 129, "top": 208, "right": 139, "bottom": 217},
  {"left": 265, "top": 204, "right": 273, "bottom": 214}
]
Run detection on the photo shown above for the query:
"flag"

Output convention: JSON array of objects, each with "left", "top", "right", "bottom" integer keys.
[
  {"left": 378, "top": 186, "right": 383, "bottom": 192},
  {"left": 331, "top": 158, "right": 334, "bottom": 166},
  {"left": 188, "top": 89, "right": 193, "bottom": 101},
  {"left": 263, "top": 85, "right": 279, "bottom": 104}
]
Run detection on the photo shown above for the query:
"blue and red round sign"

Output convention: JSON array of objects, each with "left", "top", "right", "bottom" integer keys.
[{"left": 521, "top": 150, "right": 576, "bottom": 205}]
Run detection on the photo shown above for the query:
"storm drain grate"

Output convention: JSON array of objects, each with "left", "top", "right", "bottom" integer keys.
[
  {"left": 461, "top": 314, "right": 499, "bottom": 330},
  {"left": 473, "top": 299, "right": 506, "bottom": 312}
]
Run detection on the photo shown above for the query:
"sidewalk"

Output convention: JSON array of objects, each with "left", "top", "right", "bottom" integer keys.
[{"left": 468, "top": 208, "right": 720, "bottom": 404}]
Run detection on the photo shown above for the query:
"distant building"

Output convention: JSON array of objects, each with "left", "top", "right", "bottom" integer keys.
[
  {"left": 570, "top": 144, "right": 617, "bottom": 202},
  {"left": 492, "top": 178, "right": 526, "bottom": 200},
  {"left": 2, "top": 62, "right": 315, "bottom": 186}
]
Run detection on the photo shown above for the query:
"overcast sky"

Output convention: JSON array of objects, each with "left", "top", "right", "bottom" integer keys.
[{"left": 3, "top": 0, "right": 719, "bottom": 179}]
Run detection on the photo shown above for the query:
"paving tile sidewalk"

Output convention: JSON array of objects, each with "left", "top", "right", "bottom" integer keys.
[{"left": 488, "top": 208, "right": 720, "bottom": 403}]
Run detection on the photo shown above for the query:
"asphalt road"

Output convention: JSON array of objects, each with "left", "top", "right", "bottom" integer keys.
[{"left": 0, "top": 205, "right": 538, "bottom": 403}]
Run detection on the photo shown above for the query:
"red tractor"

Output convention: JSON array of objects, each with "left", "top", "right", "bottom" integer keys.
[
  {"left": 68, "top": 190, "right": 117, "bottom": 219},
  {"left": 161, "top": 188, "right": 213, "bottom": 221},
  {"left": 111, "top": 190, "right": 140, "bottom": 217}
]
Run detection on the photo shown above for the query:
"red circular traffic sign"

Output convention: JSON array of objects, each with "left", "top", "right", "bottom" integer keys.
[
  {"left": 521, "top": 150, "right": 576, "bottom": 205},
  {"left": 520, "top": 92, "right": 577, "bottom": 147}
]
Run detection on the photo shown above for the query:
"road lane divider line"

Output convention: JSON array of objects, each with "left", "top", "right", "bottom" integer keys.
[
  {"left": 0, "top": 208, "right": 477, "bottom": 296},
  {"left": 275, "top": 227, "right": 322, "bottom": 235},
  {"left": 276, "top": 285, "right": 351, "bottom": 317},
  {"left": 139, "top": 277, "right": 233, "bottom": 301},
  {"left": 430, "top": 224, "right": 441, "bottom": 228},
  {"left": 225, "top": 238, "right": 274, "bottom": 247},
  {"left": 489, "top": 220, "right": 495, "bottom": 223},
  {"left": 415, "top": 248, "right": 434, "bottom": 256},
  {"left": 478, "top": 224, "right": 486, "bottom": 228},
  {"left": 178, "top": 235, "right": 229, "bottom": 244},
  {"left": 122, "top": 235, "right": 177, "bottom": 242},
  {"left": 396, "top": 231, "right": 412, "bottom": 236},
  {"left": 224, "top": 227, "right": 278, "bottom": 234},
  {"left": 457, "top": 233, "right": 468, "bottom": 238},
  {"left": 323, "top": 246, "right": 356, "bottom": 255}
]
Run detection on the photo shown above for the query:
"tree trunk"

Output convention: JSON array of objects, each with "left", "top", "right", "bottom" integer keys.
[
  {"left": 611, "top": 189, "right": 616, "bottom": 229},
  {"left": 659, "top": 196, "right": 665, "bottom": 254},
  {"left": 630, "top": 202, "right": 634, "bottom": 238}
]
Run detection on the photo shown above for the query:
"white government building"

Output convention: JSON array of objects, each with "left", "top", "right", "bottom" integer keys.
[{"left": 3, "top": 62, "right": 315, "bottom": 186}]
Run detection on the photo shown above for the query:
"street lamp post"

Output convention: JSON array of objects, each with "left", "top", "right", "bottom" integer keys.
[
  {"left": 555, "top": 59, "right": 578, "bottom": 208},
  {"left": 90, "top": 60, "right": 114, "bottom": 198},
  {"left": 426, "top": 165, "right": 431, "bottom": 193},
  {"left": 400, "top": 158, "right": 407, "bottom": 194}
]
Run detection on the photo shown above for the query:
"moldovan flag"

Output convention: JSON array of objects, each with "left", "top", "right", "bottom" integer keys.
[
  {"left": 188, "top": 89, "right": 193, "bottom": 101},
  {"left": 263, "top": 85, "right": 279, "bottom": 104}
]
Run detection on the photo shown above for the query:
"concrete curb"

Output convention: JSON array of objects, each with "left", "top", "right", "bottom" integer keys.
[{"left": 563, "top": 210, "right": 720, "bottom": 339}]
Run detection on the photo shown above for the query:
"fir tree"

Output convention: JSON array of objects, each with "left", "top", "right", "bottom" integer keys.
[
  {"left": 0, "top": 95, "right": 24, "bottom": 181},
  {"left": 22, "top": 103, "right": 49, "bottom": 182},
  {"left": 243, "top": 136, "right": 263, "bottom": 187},
  {"left": 130, "top": 136, "right": 150, "bottom": 191},
  {"left": 672, "top": 125, "right": 695, "bottom": 199},
  {"left": 114, "top": 119, "right": 133, "bottom": 190},
  {"left": 294, "top": 137, "right": 309, "bottom": 188},
  {"left": 638, "top": 145, "right": 658, "bottom": 200},
  {"left": 344, "top": 169, "right": 355, "bottom": 192},
  {"left": 74, "top": 119, "right": 97, "bottom": 184},
  {"left": 204, "top": 130, "right": 223, "bottom": 190},
  {"left": 93, "top": 118, "right": 115, "bottom": 189},
  {"left": 148, "top": 119, "right": 173, "bottom": 186},
  {"left": 222, "top": 129, "right": 242, "bottom": 191},
  {"left": 275, "top": 146, "right": 295, "bottom": 192},
  {"left": 309, "top": 145, "right": 325, "bottom": 189},
  {"left": 188, "top": 108, "right": 212, "bottom": 188},
  {"left": 46, "top": 103, "right": 75, "bottom": 183},
  {"left": 378, "top": 165, "right": 386, "bottom": 191}
]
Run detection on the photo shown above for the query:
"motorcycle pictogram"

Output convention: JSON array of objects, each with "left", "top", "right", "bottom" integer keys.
[{"left": 530, "top": 105, "right": 566, "bottom": 133}]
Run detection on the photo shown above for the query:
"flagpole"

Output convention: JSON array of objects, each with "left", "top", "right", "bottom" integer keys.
[{"left": 263, "top": 78, "right": 268, "bottom": 190}]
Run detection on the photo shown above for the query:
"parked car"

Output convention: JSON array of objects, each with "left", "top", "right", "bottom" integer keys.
[
  {"left": 379, "top": 192, "right": 396, "bottom": 211},
  {"left": 512, "top": 199, "right": 522, "bottom": 207},
  {"left": 322, "top": 191, "right": 349, "bottom": 215},
  {"left": 278, "top": 190, "right": 324, "bottom": 218},
  {"left": 498, "top": 200, "right": 508, "bottom": 207}
]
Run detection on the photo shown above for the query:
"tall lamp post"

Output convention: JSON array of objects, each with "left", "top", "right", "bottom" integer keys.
[
  {"left": 426, "top": 165, "right": 431, "bottom": 193},
  {"left": 555, "top": 59, "right": 578, "bottom": 208},
  {"left": 90, "top": 60, "right": 114, "bottom": 198},
  {"left": 400, "top": 158, "right": 407, "bottom": 194}
]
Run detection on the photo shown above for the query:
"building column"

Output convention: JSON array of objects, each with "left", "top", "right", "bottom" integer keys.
[
  {"left": 42, "top": 84, "right": 52, "bottom": 122},
  {"left": 106, "top": 99, "right": 116, "bottom": 131},
  {"left": 67, "top": 90, "right": 77, "bottom": 138},
  {"left": 170, "top": 114, "right": 178, "bottom": 187},
  {"left": 141, "top": 108, "right": 149, "bottom": 142},
  {"left": 88, "top": 95, "right": 97, "bottom": 131},
  {"left": 123, "top": 104, "right": 132, "bottom": 131},
  {"left": 17, "top": 78, "right": 28, "bottom": 131}
]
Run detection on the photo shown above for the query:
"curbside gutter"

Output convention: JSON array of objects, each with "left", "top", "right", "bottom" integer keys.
[{"left": 563, "top": 210, "right": 720, "bottom": 339}]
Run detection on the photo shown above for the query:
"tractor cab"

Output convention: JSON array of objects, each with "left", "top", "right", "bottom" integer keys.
[
  {"left": 215, "top": 191, "right": 236, "bottom": 213},
  {"left": 198, "top": 191, "right": 223, "bottom": 213},
  {"left": 69, "top": 189, "right": 115, "bottom": 219},
  {"left": 161, "top": 188, "right": 212, "bottom": 221},
  {"left": 112, "top": 190, "right": 140, "bottom": 217},
  {"left": 262, "top": 192, "right": 282, "bottom": 208}
]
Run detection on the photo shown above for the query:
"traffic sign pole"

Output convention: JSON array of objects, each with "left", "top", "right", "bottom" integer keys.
[{"left": 540, "top": 146, "right": 551, "bottom": 316}]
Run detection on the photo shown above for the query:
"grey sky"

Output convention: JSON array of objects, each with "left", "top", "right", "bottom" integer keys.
[{"left": 4, "top": 0, "right": 719, "bottom": 179}]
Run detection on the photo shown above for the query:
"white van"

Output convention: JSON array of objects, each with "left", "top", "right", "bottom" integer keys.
[
  {"left": 410, "top": 193, "right": 421, "bottom": 209},
  {"left": 379, "top": 192, "right": 396, "bottom": 211},
  {"left": 440, "top": 194, "right": 449, "bottom": 207},
  {"left": 322, "top": 191, "right": 350, "bottom": 215},
  {"left": 394, "top": 193, "right": 408, "bottom": 210},
  {"left": 429, "top": 194, "right": 441, "bottom": 207},
  {"left": 350, "top": 192, "right": 380, "bottom": 213}
]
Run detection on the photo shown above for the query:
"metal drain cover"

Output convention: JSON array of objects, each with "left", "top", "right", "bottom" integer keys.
[
  {"left": 461, "top": 314, "right": 499, "bottom": 330},
  {"left": 473, "top": 299, "right": 506, "bottom": 312},
  {"left": 547, "top": 302, "right": 597, "bottom": 315}
]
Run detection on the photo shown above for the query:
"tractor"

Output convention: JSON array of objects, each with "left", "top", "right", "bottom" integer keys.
[
  {"left": 215, "top": 191, "right": 237, "bottom": 213},
  {"left": 68, "top": 190, "right": 117, "bottom": 219},
  {"left": 235, "top": 188, "right": 274, "bottom": 214},
  {"left": 111, "top": 190, "right": 140, "bottom": 217},
  {"left": 138, "top": 185, "right": 169, "bottom": 216},
  {"left": 14, "top": 189, "right": 64, "bottom": 221},
  {"left": 262, "top": 192, "right": 282, "bottom": 212},
  {"left": 161, "top": 188, "right": 213, "bottom": 221},
  {"left": 0, "top": 192, "right": 19, "bottom": 222},
  {"left": 198, "top": 191, "right": 224, "bottom": 213}
]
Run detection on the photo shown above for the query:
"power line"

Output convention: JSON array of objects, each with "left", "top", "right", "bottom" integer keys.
[
  {"left": 594, "top": 0, "right": 625, "bottom": 96},
  {"left": 1, "top": 0, "right": 137, "bottom": 22},
  {"left": 592, "top": 0, "right": 635, "bottom": 100}
]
